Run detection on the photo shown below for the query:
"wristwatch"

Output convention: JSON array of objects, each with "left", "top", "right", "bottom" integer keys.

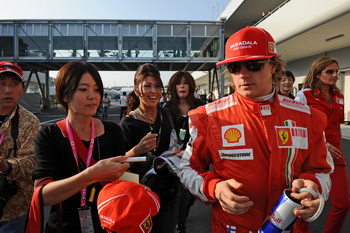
[{"left": 0, "top": 161, "right": 12, "bottom": 176}]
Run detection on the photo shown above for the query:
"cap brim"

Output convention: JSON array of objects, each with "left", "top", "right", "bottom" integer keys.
[
  {"left": 0, "top": 70, "right": 24, "bottom": 82},
  {"left": 216, "top": 55, "right": 274, "bottom": 66}
]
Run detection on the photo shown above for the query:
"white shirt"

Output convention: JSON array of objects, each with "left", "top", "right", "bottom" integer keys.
[{"left": 120, "top": 95, "right": 128, "bottom": 107}]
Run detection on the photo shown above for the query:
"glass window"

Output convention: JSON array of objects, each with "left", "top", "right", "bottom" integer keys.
[
  {"left": 88, "top": 36, "right": 118, "bottom": 58},
  {"left": 207, "top": 25, "right": 219, "bottom": 37},
  {"left": 130, "top": 25, "right": 137, "bottom": 35},
  {"left": 0, "top": 37, "right": 14, "bottom": 57},
  {"left": 53, "top": 24, "right": 83, "bottom": 58},
  {"left": 53, "top": 36, "right": 84, "bottom": 58},
  {"left": 157, "top": 37, "right": 186, "bottom": 58},
  {"left": 191, "top": 37, "right": 220, "bottom": 58},
  {"left": 88, "top": 24, "right": 102, "bottom": 36},
  {"left": 87, "top": 24, "right": 118, "bottom": 57},
  {"left": 157, "top": 25, "right": 171, "bottom": 36},
  {"left": 18, "top": 24, "right": 49, "bottom": 58},
  {"left": 122, "top": 36, "right": 152, "bottom": 58},
  {"left": 0, "top": 24, "right": 14, "bottom": 57},
  {"left": 53, "top": 24, "right": 83, "bottom": 36},
  {"left": 157, "top": 24, "right": 187, "bottom": 57},
  {"left": 0, "top": 24, "right": 14, "bottom": 36},
  {"left": 102, "top": 24, "right": 118, "bottom": 36},
  {"left": 192, "top": 25, "right": 205, "bottom": 36},
  {"left": 173, "top": 25, "right": 186, "bottom": 36},
  {"left": 138, "top": 24, "right": 152, "bottom": 36}
]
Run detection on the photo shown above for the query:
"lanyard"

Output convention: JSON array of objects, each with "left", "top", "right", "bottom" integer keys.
[
  {"left": 66, "top": 118, "right": 95, "bottom": 207},
  {"left": 0, "top": 132, "right": 6, "bottom": 146}
]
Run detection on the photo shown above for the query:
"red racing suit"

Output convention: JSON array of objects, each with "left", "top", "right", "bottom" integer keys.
[
  {"left": 295, "top": 89, "right": 344, "bottom": 165},
  {"left": 179, "top": 92, "right": 334, "bottom": 233},
  {"left": 295, "top": 88, "right": 349, "bottom": 233}
]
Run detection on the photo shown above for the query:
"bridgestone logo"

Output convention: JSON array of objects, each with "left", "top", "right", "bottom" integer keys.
[
  {"left": 221, "top": 152, "right": 250, "bottom": 157},
  {"left": 218, "top": 149, "right": 253, "bottom": 160}
]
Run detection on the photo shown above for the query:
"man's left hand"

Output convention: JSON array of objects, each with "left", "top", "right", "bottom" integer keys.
[{"left": 290, "top": 179, "right": 320, "bottom": 218}]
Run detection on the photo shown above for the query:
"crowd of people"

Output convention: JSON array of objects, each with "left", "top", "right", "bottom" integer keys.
[{"left": 0, "top": 25, "right": 348, "bottom": 233}]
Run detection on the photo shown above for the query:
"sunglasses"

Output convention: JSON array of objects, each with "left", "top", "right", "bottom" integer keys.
[
  {"left": 323, "top": 69, "right": 339, "bottom": 75},
  {"left": 227, "top": 59, "right": 270, "bottom": 74}
]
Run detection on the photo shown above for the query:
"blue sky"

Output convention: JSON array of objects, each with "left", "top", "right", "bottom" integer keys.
[
  {"left": 1, "top": 0, "right": 231, "bottom": 87},
  {"left": 1, "top": 0, "right": 230, "bottom": 21}
]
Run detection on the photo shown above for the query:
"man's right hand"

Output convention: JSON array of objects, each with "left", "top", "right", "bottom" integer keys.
[{"left": 214, "top": 179, "right": 254, "bottom": 215}]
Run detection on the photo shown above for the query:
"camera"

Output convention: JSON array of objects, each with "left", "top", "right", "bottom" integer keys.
[{"left": 0, "top": 176, "right": 17, "bottom": 219}]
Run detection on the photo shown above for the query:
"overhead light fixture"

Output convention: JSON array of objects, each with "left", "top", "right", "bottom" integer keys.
[{"left": 325, "top": 34, "right": 344, "bottom": 42}]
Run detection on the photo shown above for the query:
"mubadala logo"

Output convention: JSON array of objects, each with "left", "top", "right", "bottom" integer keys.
[{"left": 230, "top": 41, "right": 258, "bottom": 50}]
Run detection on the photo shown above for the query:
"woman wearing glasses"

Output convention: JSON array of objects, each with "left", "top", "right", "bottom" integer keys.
[{"left": 295, "top": 56, "right": 349, "bottom": 233}]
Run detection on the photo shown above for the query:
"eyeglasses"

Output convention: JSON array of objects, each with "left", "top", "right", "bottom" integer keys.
[
  {"left": 226, "top": 59, "right": 270, "bottom": 74},
  {"left": 323, "top": 69, "right": 339, "bottom": 75}
]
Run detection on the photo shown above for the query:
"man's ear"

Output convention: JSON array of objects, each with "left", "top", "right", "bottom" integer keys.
[{"left": 271, "top": 62, "right": 278, "bottom": 74}]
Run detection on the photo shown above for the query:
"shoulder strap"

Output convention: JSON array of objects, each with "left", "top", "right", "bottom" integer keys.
[
  {"left": 56, "top": 119, "right": 96, "bottom": 166},
  {"left": 11, "top": 106, "right": 19, "bottom": 157},
  {"left": 25, "top": 178, "right": 53, "bottom": 233}
]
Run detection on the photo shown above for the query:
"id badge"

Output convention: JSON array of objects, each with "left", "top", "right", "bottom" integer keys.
[
  {"left": 179, "top": 128, "right": 186, "bottom": 140},
  {"left": 78, "top": 206, "right": 94, "bottom": 233}
]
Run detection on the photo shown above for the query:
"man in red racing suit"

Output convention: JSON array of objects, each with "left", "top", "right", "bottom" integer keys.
[{"left": 178, "top": 26, "right": 334, "bottom": 233}]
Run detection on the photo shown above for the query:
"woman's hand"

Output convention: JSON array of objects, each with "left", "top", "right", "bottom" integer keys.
[
  {"left": 214, "top": 179, "right": 254, "bottom": 215},
  {"left": 326, "top": 142, "right": 342, "bottom": 160},
  {"left": 40, "top": 156, "right": 130, "bottom": 206},
  {"left": 126, "top": 133, "right": 158, "bottom": 157},
  {"left": 85, "top": 156, "right": 130, "bottom": 183}
]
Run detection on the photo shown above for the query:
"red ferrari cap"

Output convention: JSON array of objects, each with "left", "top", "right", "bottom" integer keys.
[
  {"left": 217, "top": 26, "right": 277, "bottom": 66},
  {"left": 97, "top": 181, "right": 160, "bottom": 233},
  {"left": 0, "top": 62, "right": 24, "bottom": 82}
]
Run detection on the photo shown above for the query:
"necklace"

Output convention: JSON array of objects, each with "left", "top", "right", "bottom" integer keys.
[{"left": 137, "top": 107, "right": 156, "bottom": 123}]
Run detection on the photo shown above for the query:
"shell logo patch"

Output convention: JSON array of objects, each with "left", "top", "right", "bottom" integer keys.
[
  {"left": 222, "top": 124, "right": 245, "bottom": 147},
  {"left": 224, "top": 128, "right": 241, "bottom": 143}
]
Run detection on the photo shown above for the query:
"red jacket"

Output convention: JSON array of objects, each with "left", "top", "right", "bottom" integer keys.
[
  {"left": 179, "top": 92, "right": 334, "bottom": 232},
  {"left": 295, "top": 88, "right": 345, "bottom": 165}
]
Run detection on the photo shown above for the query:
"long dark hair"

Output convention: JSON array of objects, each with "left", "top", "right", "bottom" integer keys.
[
  {"left": 127, "top": 63, "right": 163, "bottom": 114},
  {"left": 166, "top": 71, "right": 202, "bottom": 117}
]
